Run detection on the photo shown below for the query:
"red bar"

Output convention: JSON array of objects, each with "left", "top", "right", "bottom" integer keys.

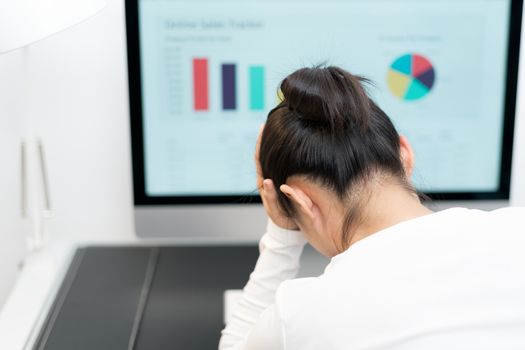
[{"left": 193, "top": 58, "right": 209, "bottom": 111}]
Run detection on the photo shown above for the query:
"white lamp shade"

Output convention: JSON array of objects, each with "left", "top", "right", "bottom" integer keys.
[{"left": 0, "top": 0, "right": 106, "bottom": 54}]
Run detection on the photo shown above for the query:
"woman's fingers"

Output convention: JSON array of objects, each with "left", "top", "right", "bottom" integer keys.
[
  {"left": 262, "top": 179, "right": 276, "bottom": 202},
  {"left": 254, "top": 125, "right": 298, "bottom": 230},
  {"left": 261, "top": 178, "right": 299, "bottom": 231},
  {"left": 260, "top": 179, "right": 277, "bottom": 214}
]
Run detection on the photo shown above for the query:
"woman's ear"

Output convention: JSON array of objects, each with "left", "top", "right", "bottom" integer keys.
[
  {"left": 399, "top": 135, "right": 415, "bottom": 178},
  {"left": 280, "top": 184, "right": 315, "bottom": 221}
]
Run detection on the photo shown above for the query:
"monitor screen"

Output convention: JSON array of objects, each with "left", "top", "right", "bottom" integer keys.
[{"left": 126, "top": 0, "right": 521, "bottom": 205}]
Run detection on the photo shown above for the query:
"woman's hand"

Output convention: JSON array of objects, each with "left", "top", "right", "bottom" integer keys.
[{"left": 255, "top": 125, "right": 299, "bottom": 231}]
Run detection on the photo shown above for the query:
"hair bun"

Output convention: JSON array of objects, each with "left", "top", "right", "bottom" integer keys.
[{"left": 280, "top": 66, "right": 371, "bottom": 131}]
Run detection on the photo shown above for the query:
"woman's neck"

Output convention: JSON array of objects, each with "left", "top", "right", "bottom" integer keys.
[{"left": 348, "top": 183, "right": 433, "bottom": 247}]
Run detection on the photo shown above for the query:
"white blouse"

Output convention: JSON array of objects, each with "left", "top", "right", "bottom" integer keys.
[{"left": 219, "top": 207, "right": 525, "bottom": 350}]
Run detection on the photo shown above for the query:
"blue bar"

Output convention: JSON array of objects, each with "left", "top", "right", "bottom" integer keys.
[{"left": 222, "top": 64, "right": 236, "bottom": 110}]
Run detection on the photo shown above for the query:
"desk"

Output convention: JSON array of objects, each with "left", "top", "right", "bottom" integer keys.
[{"left": 0, "top": 242, "right": 327, "bottom": 349}]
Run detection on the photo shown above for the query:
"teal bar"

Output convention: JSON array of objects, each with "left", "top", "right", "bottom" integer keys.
[{"left": 249, "top": 66, "right": 265, "bottom": 110}]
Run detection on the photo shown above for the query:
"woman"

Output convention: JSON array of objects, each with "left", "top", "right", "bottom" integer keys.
[{"left": 219, "top": 66, "right": 525, "bottom": 349}]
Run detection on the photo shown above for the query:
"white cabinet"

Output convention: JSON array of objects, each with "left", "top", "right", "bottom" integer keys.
[{"left": 0, "top": 51, "right": 30, "bottom": 310}]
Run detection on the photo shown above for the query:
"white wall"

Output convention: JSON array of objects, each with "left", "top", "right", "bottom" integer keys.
[{"left": 1, "top": 0, "right": 525, "bottom": 309}]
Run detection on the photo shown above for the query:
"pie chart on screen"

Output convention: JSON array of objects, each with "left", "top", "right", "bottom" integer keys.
[{"left": 387, "top": 53, "right": 435, "bottom": 101}]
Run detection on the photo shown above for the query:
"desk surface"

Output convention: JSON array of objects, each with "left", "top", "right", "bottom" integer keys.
[
  {"left": 34, "top": 246, "right": 260, "bottom": 350},
  {"left": 0, "top": 243, "right": 327, "bottom": 350}
]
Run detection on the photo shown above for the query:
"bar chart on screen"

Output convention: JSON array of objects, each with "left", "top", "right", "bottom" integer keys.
[{"left": 191, "top": 58, "right": 266, "bottom": 113}]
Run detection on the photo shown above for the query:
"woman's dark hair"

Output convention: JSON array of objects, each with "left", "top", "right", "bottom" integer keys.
[{"left": 259, "top": 65, "right": 413, "bottom": 248}]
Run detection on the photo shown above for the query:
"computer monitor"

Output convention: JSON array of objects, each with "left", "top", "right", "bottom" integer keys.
[{"left": 125, "top": 0, "right": 522, "bottom": 240}]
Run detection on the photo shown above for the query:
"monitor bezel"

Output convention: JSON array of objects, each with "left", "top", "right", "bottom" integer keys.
[{"left": 125, "top": 0, "right": 522, "bottom": 205}]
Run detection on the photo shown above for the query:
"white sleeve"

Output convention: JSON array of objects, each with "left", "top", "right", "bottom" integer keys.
[{"left": 219, "top": 219, "right": 308, "bottom": 350}]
